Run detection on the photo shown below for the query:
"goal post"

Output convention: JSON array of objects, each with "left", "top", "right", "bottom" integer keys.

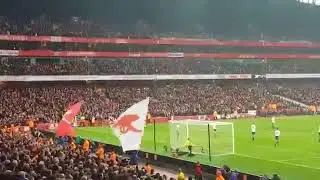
[{"left": 169, "top": 120, "right": 235, "bottom": 157}]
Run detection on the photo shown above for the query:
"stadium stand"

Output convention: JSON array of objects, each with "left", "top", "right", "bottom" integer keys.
[
  {"left": 3, "top": 58, "right": 320, "bottom": 75},
  {"left": 0, "top": 82, "right": 305, "bottom": 124},
  {"left": 2, "top": 0, "right": 320, "bottom": 179}
]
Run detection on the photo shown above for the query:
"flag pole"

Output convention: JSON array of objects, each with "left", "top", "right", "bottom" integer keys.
[
  {"left": 153, "top": 118, "right": 157, "bottom": 152},
  {"left": 207, "top": 124, "right": 212, "bottom": 161},
  {"left": 151, "top": 58, "right": 157, "bottom": 153}
]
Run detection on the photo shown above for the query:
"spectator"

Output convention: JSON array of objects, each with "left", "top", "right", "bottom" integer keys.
[
  {"left": 261, "top": 174, "right": 269, "bottom": 180},
  {"left": 216, "top": 169, "right": 225, "bottom": 180},
  {"left": 130, "top": 151, "right": 139, "bottom": 165},
  {"left": 83, "top": 139, "right": 90, "bottom": 152},
  {"left": 229, "top": 169, "right": 239, "bottom": 180},
  {"left": 145, "top": 163, "right": 153, "bottom": 175},
  {"left": 194, "top": 161, "right": 203, "bottom": 180},
  {"left": 177, "top": 168, "right": 185, "bottom": 180},
  {"left": 96, "top": 144, "right": 105, "bottom": 160}
]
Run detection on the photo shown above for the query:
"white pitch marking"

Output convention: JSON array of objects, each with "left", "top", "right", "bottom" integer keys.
[
  {"left": 235, "top": 153, "right": 320, "bottom": 170},
  {"left": 278, "top": 156, "right": 320, "bottom": 163}
]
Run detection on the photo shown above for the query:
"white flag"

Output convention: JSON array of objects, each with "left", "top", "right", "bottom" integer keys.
[{"left": 112, "top": 97, "right": 150, "bottom": 152}]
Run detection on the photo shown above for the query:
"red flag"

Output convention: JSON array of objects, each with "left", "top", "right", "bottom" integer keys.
[{"left": 56, "top": 102, "right": 82, "bottom": 137}]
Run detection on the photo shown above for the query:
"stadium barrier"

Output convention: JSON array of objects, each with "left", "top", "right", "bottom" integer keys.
[
  {"left": 35, "top": 107, "right": 310, "bottom": 132},
  {"left": 0, "top": 74, "right": 252, "bottom": 81},
  {"left": 266, "top": 73, "right": 320, "bottom": 78},
  {"left": 2, "top": 74, "right": 320, "bottom": 81},
  {"left": 0, "top": 34, "right": 319, "bottom": 48},
  {"left": 36, "top": 113, "right": 256, "bottom": 130},
  {"left": 1, "top": 49, "right": 320, "bottom": 59},
  {"left": 36, "top": 123, "right": 57, "bottom": 131},
  {"left": 37, "top": 108, "right": 308, "bottom": 131}
]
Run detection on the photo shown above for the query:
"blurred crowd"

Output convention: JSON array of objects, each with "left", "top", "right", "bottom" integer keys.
[
  {"left": 0, "top": 82, "right": 301, "bottom": 124},
  {"left": 0, "top": 15, "right": 221, "bottom": 39},
  {"left": 0, "top": 16, "right": 109, "bottom": 37},
  {"left": 2, "top": 58, "right": 320, "bottom": 75},
  {"left": 0, "top": 87, "right": 117, "bottom": 125},
  {"left": 0, "top": 127, "right": 174, "bottom": 180}
]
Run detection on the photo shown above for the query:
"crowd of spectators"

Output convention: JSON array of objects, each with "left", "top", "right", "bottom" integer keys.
[
  {"left": 0, "top": 86, "right": 117, "bottom": 125},
  {"left": 0, "top": 15, "right": 222, "bottom": 40},
  {"left": 0, "top": 15, "right": 263, "bottom": 39},
  {"left": 0, "top": 82, "right": 300, "bottom": 124},
  {"left": 0, "top": 16, "right": 109, "bottom": 37},
  {"left": 107, "top": 83, "right": 269, "bottom": 116},
  {"left": 276, "top": 87, "right": 320, "bottom": 106},
  {"left": 2, "top": 58, "right": 320, "bottom": 75},
  {"left": 0, "top": 127, "right": 175, "bottom": 180}
]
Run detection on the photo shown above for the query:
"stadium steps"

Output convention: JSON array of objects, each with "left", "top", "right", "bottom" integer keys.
[{"left": 273, "top": 95, "right": 308, "bottom": 109}]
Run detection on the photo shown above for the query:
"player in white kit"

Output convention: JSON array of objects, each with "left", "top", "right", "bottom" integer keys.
[
  {"left": 274, "top": 128, "right": 280, "bottom": 147},
  {"left": 173, "top": 124, "right": 181, "bottom": 153},
  {"left": 212, "top": 124, "right": 217, "bottom": 137},
  {"left": 176, "top": 124, "right": 180, "bottom": 141},
  {"left": 251, "top": 122, "right": 256, "bottom": 141}
]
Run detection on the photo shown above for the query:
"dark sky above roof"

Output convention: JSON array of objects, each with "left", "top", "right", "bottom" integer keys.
[
  {"left": 1, "top": 0, "right": 320, "bottom": 39},
  {"left": 0, "top": 0, "right": 298, "bottom": 21}
]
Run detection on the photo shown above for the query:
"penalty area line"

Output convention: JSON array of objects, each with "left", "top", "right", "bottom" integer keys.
[{"left": 235, "top": 153, "right": 320, "bottom": 170}]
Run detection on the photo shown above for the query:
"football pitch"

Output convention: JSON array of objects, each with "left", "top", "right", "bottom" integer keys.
[{"left": 76, "top": 115, "right": 320, "bottom": 180}]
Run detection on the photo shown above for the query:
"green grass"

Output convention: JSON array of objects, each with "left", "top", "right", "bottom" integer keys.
[{"left": 76, "top": 115, "right": 320, "bottom": 180}]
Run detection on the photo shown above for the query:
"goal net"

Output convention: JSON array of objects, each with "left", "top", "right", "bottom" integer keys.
[{"left": 169, "top": 120, "right": 234, "bottom": 156}]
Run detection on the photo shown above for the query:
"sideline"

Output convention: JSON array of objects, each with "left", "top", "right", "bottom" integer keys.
[{"left": 235, "top": 153, "right": 320, "bottom": 170}]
